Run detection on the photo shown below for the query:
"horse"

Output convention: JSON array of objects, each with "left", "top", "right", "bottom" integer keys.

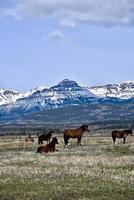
[
  {"left": 37, "top": 137, "right": 59, "bottom": 153},
  {"left": 25, "top": 134, "right": 34, "bottom": 144},
  {"left": 111, "top": 129, "right": 132, "bottom": 144},
  {"left": 38, "top": 131, "right": 53, "bottom": 145},
  {"left": 63, "top": 125, "right": 90, "bottom": 146}
]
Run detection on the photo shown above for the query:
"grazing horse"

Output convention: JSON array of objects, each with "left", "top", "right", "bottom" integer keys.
[
  {"left": 38, "top": 131, "right": 53, "bottom": 145},
  {"left": 63, "top": 125, "right": 90, "bottom": 146},
  {"left": 25, "top": 134, "right": 34, "bottom": 144},
  {"left": 111, "top": 129, "right": 132, "bottom": 144},
  {"left": 37, "top": 137, "right": 59, "bottom": 153}
]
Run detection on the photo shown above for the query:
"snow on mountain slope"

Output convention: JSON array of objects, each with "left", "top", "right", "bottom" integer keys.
[
  {"left": 89, "top": 81, "right": 134, "bottom": 99},
  {"left": 0, "top": 86, "right": 47, "bottom": 106},
  {"left": 24, "top": 86, "right": 48, "bottom": 98},
  {"left": 1, "top": 79, "right": 134, "bottom": 113},
  {"left": 1, "top": 79, "right": 97, "bottom": 112},
  {"left": 50, "top": 79, "right": 96, "bottom": 98},
  {"left": 0, "top": 89, "right": 24, "bottom": 106}
]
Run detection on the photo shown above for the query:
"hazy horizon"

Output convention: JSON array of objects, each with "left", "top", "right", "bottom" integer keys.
[{"left": 0, "top": 1, "right": 134, "bottom": 91}]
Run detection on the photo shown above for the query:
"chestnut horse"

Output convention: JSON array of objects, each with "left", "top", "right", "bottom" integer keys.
[
  {"left": 63, "top": 125, "right": 90, "bottom": 146},
  {"left": 37, "top": 137, "right": 59, "bottom": 153},
  {"left": 111, "top": 129, "right": 132, "bottom": 144},
  {"left": 25, "top": 134, "right": 34, "bottom": 144}
]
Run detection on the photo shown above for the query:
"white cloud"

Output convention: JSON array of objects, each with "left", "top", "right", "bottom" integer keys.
[
  {"left": 1, "top": 0, "right": 134, "bottom": 27},
  {"left": 48, "top": 30, "right": 65, "bottom": 40},
  {"left": 45, "top": 30, "right": 65, "bottom": 40},
  {"left": 43, "top": 30, "right": 74, "bottom": 44}
]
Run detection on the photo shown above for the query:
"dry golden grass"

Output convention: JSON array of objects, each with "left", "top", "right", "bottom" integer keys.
[{"left": 0, "top": 134, "right": 134, "bottom": 200}]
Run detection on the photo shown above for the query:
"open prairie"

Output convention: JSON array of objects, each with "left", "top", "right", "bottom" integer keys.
[{"left": 0, "top": 134, "right": 134, "bottom": 200}]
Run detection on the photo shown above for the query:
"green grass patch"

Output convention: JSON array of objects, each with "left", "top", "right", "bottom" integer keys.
[
  {"left": 0, "top": 135, "right": 134, "bottom": 200},
  {"left": 0, "top": 175, "right": 134, "bottom": 200}
]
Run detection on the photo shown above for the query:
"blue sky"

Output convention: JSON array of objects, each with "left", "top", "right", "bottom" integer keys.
[{"left": 0, "top": 0, "right": 134, "bottom": 91}]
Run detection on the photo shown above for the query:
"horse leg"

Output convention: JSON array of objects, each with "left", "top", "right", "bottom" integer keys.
[
  {"left": 64, "top": 135, "right": 69, "bottom": 146},
  {"left": 77, "top": 137, "right": 82, "bottom": 146},
  {"left": 112, "top": 136, "right": 116, "bottom": 144},
  {"left": 38, "top": 138, "right": 40, "bottom": 145},
  {"left": 38, "top": 138, "right": 43, "bottom": 145},
  {"left": 123, "top": 137, "right": 126, "bottom": 144}
]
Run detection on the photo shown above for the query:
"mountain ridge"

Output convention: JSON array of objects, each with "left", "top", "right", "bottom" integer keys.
[
  {"left": 89, "top": 81, "right": 134, "bottom": 99},
  {"left": 0, "top": 79, "right": 134, "bottom": 125},
  {"left": 1, "top": 79, "right": 134, "bottom": 107},
  {"left": 0, "top": 79, "right": 97, "bottom": 113}
]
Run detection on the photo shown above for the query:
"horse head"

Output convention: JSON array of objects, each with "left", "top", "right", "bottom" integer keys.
[
  {"left": 51, "top": 137, "right": 59, "bottom": 144},
  {"left": 123, "top": 129, "right": 132, "bottom": 135},
  {"left": 80, "top": 125, "right": 90, "bottom": 133},
  {"left": 128, "top": 129, "right": 132, "bottom": 135},
  {"left": 48, "top": 131, "right": 53, "bottom": 136}
]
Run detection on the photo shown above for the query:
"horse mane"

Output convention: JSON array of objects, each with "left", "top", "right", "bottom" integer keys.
[
  {"left": 123, "top": 129, "right": 132, "bottom": 134},
  {"left": 42, "top": 131, "right": 53, "bottom": 136},
  {"left": 46, "top": 131, "right": 53, "bottom": 135},
  {"left": 80, "top": 125, "right": 88, "bottom": 131}
]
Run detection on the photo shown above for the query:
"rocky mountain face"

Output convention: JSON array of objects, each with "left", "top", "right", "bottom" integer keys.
[
  {"left": 0, "top": 79, "right": 134, "bottom": 125},
  {"left": 89, "top": 81, "right": 134, "bottom": 99},
  {"left": 1, "top": 80, "right": 134, "bottom": 108},
  {"left": 0, "top": 79, "right": 97, "bottom": 113},
  {"left": 0, "top": 86, "right": 47, "bottom": 106},
  {"left": 0, "top": 89, "right": 23, "bottom": 106}
]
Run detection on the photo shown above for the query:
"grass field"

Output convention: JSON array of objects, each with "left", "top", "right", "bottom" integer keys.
[{"left": 0, "top": 134, "right": 134, "bottom": 200}]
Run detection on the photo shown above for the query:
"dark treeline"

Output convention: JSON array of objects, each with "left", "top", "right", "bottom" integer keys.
[
  {"left": 0, "top": 120, "right": 134, "bottom": 136},
  {"left": 0, "top": 123, "right": 79, "bottom": 136}
]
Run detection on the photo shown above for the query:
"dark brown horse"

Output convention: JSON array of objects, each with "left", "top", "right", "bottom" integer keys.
[
  {"left": 111, "top": 129, "right": 132, "bottom": 144},
  {"left": 63, "top": 125, "right": 90, "bottom": 146},
  {"left": 37, "top": 137, "right": 59, "bottom": 153},
  {"left": 38, "top": 131, "right": 53, "bottom": 145}
]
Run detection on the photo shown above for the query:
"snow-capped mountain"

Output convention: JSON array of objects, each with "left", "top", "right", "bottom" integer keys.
[
  {"left": 24, "top": 85, "right": 48, "bottom": 98},
  {"left": 0, "top": 79, "right": 134, "bottom": 109},
  {"left": 0, "top": 89, "right": 24, "bottom": 106},
  {"left": 1, "top": 79, "right": 97, "bottom": 113},
  {"left": 1, "top": 80, "right": 134, "bottom": 107},
  {"left": 0, "top": 86, "right": 47, "bottom": 106},
  {"left": 1, "top": 79, "right": 134, "bottom": 114},
  {"left": 89, "top": 81, "right": 134, "bottom": 99},
  {"left": 1, "top": 79, "right": 134, "bottom": 125}
]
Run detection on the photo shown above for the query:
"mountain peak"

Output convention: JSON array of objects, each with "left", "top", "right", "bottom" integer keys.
[{"left": 55, "top": 79, "right": 79, "bottom": 88}]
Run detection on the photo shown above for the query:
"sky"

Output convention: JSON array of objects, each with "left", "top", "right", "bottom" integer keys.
[{"left": 0, "top": 0, "right": 134, "bottom": 91}]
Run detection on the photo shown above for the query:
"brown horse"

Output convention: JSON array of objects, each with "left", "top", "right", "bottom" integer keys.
[
  {"left": 37, "top": 137, "right": 59, "bottom": 153},
  {"left": 38, "top": 131, "right": 53, "bottom": 144},
  {"left": 111, "top": 129, "right": 132, "bottom": 144},
  {"left": 25, "top": 134, "right": 34, "bottom": 144},
  {"left": 63, "top": 125, "right": 90, "bottom": 146}
]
